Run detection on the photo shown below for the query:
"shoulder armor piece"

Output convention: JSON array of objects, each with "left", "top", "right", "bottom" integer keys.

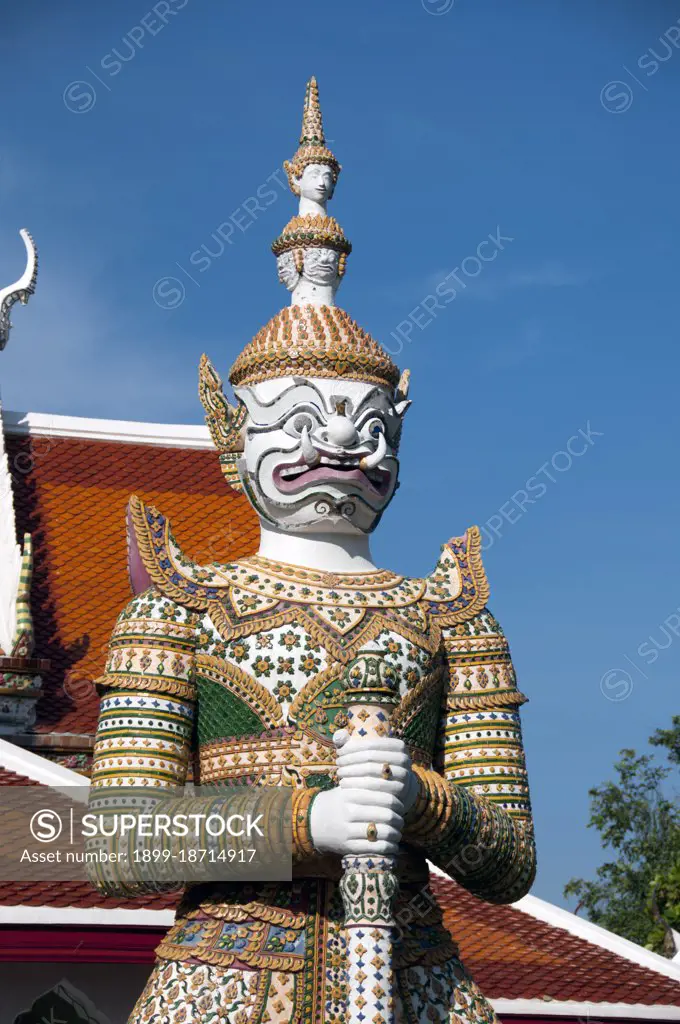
[
  {"left": 421, "top": 525, "right": 489, "bottom": 625},
  {"left": 126, "top": 494, "right": 231, "bottom": 609}
]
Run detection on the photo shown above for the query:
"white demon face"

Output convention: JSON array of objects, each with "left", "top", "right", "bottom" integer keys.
[
  {"left": 302, "top": 247, "right": 339, "bottom": 286},
  {"left": 276, "top": 248, "right": 340, "bottom": 294},
  {"left": 276, "top": 251, "right": 300, "bottom": 291},
  {"left": 234, "top": 377, "right": 410, "bottom": 534}
]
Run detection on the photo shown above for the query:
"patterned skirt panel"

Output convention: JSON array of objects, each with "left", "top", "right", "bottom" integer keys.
[{"left": 127, "top": 878, "right": 498, "bottom": 1024}]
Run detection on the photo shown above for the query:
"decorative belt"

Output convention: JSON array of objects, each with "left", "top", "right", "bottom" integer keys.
[{"left": 197, "top": 726, "right": 336, "bottom": 786}]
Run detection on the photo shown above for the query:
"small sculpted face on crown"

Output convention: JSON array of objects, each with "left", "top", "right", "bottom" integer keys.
[
  {"left": 276, "top": 248, "right": 342, "bottom": 303},
  {"left": 297, "top": 163, "right": 336, "bottom": 203},
  {"left": 276, "top": 251, "right": 300, "bottom": 291},
  {"left": 234, "top": 377, "right": 411, "bottom": 534},
  {"left": 303, "top": 247, "right": 339, "bottom": 285}
]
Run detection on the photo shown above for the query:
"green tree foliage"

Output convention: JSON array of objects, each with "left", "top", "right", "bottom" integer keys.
[{"left": 564, "top": 716, "right": 680, "bottom": 956}]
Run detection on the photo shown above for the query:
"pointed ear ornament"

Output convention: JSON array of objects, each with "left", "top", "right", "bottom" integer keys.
[
  {"left": 395, "top": 369, "right": 412, "bottom": 416},
  {"left": 396, "top": 369, "right": 411, "bottom": 403},
  {"left": 198, "top": 354, "right": 247, "bottom": 493}
]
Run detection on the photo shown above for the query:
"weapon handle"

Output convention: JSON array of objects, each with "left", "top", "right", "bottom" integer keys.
[{"left": 339, "top": 698, "right": 399, "bottom": 1024}]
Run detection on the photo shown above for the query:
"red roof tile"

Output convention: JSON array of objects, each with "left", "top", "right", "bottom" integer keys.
[
  {"left": 0, "top": 768, "right": 38, "bottom": 786},
  {"left": 6, "top": 431, "right": 260, "bottom": 736},
  {"left": 0, "top": 881, "right": 176, "bottom": 911},
  {"left": 4, "top": 424, "right": 680, "bottom": 1006},
  {"left": 0, "top": 871, "right": 678, "bottom": 1006},
  {"left": 432, "top": 877, "right": 680, "bottom": 1005}
]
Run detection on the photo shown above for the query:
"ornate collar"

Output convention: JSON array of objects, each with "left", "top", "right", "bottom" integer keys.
[
  {"left": 127, "top": 496, "right": 489, "bottom": 625},
  {"left": 211, "top": 555, "right": 425, "bottom": 608}
]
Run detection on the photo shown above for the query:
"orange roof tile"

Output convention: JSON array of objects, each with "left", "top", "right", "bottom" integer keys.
[
  {"left": 6, "top": 430, "right": 260, "bottom": 735},
  {"left": 0, "top": 770, "right": 675, "bottom": 999},
  {"left": 432, "top": 877, "right": 680, "bottom": 1005},
  {"left": 0, "top": 872, "right": 678, "bottom": 1006},
  {"left": 0, "top": 768, "right": 38, "bottom": 786},
  {"left": 0, "top": 881, "right": 176, "bottom": 911},
  {"left": 4, "top": 423, "right": 680, "bottom": 1006}
]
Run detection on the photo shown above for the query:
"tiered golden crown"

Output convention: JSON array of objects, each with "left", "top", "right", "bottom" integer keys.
[
  {"left": 229, "top": 305, "right": 400, "bottom": 389},
  {"left": 283, "top": 77, "right": 341, "bottom": 195},
  {"left": 201, "top": 77, "right": 405, "bottom": 493},
  {"left": 271, "top": 214, "right": 351, "bottom": 257}
]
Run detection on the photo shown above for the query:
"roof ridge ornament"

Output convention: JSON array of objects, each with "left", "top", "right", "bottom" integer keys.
[
  {"left": 0, "top": 228, "right": 43, "bottom": 734},
  {"left": 0, "top": 229, "right": 38, "bottom": 351}
]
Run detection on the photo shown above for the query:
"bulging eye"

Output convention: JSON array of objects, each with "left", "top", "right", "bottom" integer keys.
[
  {"left": 283, "top": 412, "right": 319, "bottom": 438},
  {"left": 364, "top": 418, "right": 385, "bottom": 440}
]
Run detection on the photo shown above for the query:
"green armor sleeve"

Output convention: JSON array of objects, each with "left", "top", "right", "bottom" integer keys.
[
  {"left": 404, "top": 607, "right": 536, "bottom": 904},
  {"left": 89, "top": 588, "right": 199, "bottom": 895}
]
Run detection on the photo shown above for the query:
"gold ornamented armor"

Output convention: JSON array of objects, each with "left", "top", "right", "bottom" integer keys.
[{"left": 92, "top": 496, "right": 535, "bottom": 1024}]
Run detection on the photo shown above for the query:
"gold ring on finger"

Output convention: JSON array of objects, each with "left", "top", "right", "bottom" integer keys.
[
  {"left": 366, "top": 823, "right": 378, "bottom": 842},
  {"left": 381, "top": 764, "right": 393, "bottom": 779}
]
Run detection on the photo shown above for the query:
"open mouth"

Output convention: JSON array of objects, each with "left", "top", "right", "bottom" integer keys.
[{"left": 273, "top": 454, "right": 392, "bottom": 496}]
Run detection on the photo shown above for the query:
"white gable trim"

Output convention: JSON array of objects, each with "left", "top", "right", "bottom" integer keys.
[
  {"left": 0, "top": 401, "right": 22, "bottom": 654},
  {"left": 493, "top": 999, "right": 680, "bottom": 1019},
  {"left": 3, "top": 410, "right": 213, "bottom": 449},
  {"left": 0, "top": 736, "right": 90, "bottom": 797},
  {"left": 515, "top": 892, "right": 680, "bottom": 982},
  {"left": 0, "top": 904, "right": 173, "bottom": 927},
  {"left": 428, "top": 863, "right": 680, "bottom": 982}
]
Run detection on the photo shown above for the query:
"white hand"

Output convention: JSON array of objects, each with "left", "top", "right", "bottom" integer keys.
[
  {"left": 309, "top": 785, "right": 404, "bottom": 857},
  {"left": 335, "top": 731, "right": 419, "bottom": 815},
  {"left": 308, "top": 731, "right": 418, "bottom": 857}
]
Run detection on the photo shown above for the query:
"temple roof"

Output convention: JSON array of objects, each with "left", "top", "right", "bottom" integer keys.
[
  {"left": 2, "top": 875, "right": 679, "bottom": 1008},
  {"left": 433, "top": 876, "right": 680, "bottom": 1008},
  {"left": 1, "top": 413, "right": 680, "bottom": 1008},
  {"left": 3, "top": 411, "right": 259, "bottom": 740},
  {"left": 0, "top": 756, "right": 677, "bottom": 1014}
]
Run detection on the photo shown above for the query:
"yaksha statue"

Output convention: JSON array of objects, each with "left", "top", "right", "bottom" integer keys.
[{"left": 92, "top": 77, "right": 536, "bottom": 1024}]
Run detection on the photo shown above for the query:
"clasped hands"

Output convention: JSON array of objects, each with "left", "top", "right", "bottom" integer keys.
[{"left": 309, "top": 730, "right": 419, "bottom": 857}]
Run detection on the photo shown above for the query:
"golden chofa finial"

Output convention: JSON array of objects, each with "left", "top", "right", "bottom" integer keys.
[{"left": 284, "top": 77, "right": 341, "bottom": 198}]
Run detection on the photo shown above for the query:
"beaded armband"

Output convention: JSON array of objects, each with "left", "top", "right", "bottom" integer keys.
[
  {"left": 292, "top": 787, "right": 322, "bottom": 863},
  {"left": 404, "top": 764, "right": 536, "bottom": 902},
  {"left": 403, "top": 764, "right": 461, "bottom": 845}
]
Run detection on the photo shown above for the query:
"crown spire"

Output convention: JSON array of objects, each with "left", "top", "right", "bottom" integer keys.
[
  {"left": 300, "top": 76, "right": 325, "bottom": 146},
  {"left": 284, "top": 76, "right": 341, "bottom": 198},
  {"left": 276, "top": 79, "right": 350, "bottom": 308}
]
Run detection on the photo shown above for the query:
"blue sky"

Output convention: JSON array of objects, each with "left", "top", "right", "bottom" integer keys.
[{"left": 1, "top": 0, "right": 679, "bottom": 910}]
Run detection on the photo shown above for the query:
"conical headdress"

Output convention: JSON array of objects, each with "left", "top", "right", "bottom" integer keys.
[
  {"left": 283, "top": 77, "right": 341, "bottom": 195},
  {"left": 200, "top": 78, "right": 405, "bottom": 494},
  {"left": 229, "top": 305, "right": 400, "bottom": 390}
]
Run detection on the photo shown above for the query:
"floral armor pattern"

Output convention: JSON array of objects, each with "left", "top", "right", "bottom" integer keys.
[{"left": 92, "top": 496, "right": 536, "bottom": 1024}]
